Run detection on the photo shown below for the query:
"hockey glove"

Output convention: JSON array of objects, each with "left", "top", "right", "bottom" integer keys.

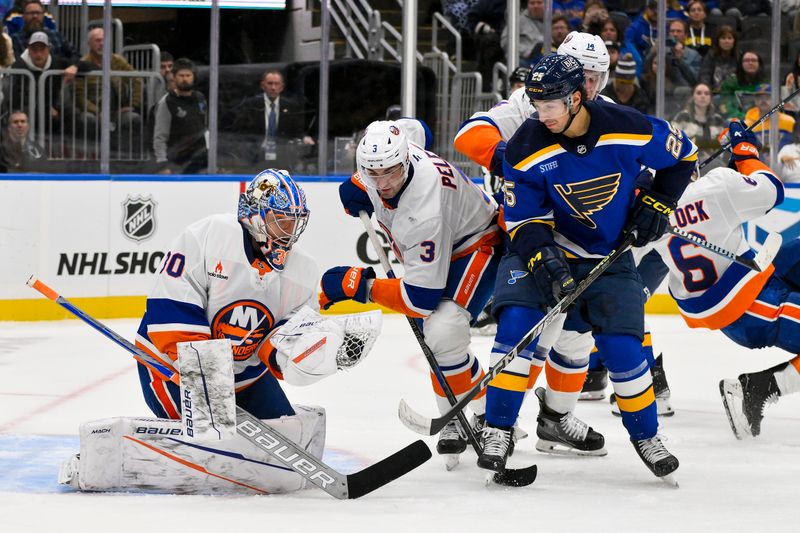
[
  {"left": 319, "top": 266, "right": 376, "bottom": 310},
  {"left": 624, "top": 188, "right": 676, "bottom": 247},
  {"left": 727, "top": 120, "right": 761, "bottom": 163},
  {"left": 339, "top": 174, "right": 374, "bottom": 218},
  {"left": 526, "top": 245, "right": 576, "bottom": 309}
]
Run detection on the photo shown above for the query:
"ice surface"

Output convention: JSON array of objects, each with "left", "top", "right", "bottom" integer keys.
[{"left": 0, "top": 315, "right": 797, "bottom": 532}]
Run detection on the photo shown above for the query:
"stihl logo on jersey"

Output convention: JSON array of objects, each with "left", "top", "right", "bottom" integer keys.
[
  {"left": 211, "top": 300, "right": 274, "bottom": 359},
  {"left": 209, "top": 261, "right": 229, "bottom": 280},
  {"left": 554, "top": 173, "right": 621, "bottom": 229},
  {"left": 237, "top": 419, "right": 336, "bottom": 488},
  {"left": 122, "top": 196, "right": 157, "bottom": 242}
]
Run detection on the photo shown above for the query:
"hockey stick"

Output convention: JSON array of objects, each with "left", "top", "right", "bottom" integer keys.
[
  {"left": 398, "top": 233, "right": 637, "bottom": 436},
  {"left": 668, "top": 227, "right": 782, "bottom": 273},
  {"left": 699, "top": 85, "right": 800, "bottom": 170},
  {"left": 358, "top": 212, "right": 537, "bottom": 487},
  {"left": 26, "top": 276, "right": 431, "bottom": 500}
]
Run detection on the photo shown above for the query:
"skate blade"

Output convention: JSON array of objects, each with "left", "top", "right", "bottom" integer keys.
[
  {"left": 484, "top": 470, "right": 496, "bottom": 487},
  {"left": 535, "top": 439, "right": 608, "bottom": 457},
  {"left": 443, "top": 454, "right": 460, "bottom": 471},
  {"left": 659, "top": 473, "right": 679, "bottom": 488},
  {"left": 579, "top": 391, "right": 606, "bottom": 401},
  {"left": 719, "top": 379, "right": 750, "bottom": 440}
]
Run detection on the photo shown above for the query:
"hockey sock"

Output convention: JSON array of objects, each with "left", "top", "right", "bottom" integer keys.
[
  {"left": 525, "top": 346, "right": 548, "bottom": 393},
  {"left": 587, "top": 348, "right": 604, "bottom": 371},
  {"left": 597, "top": 333, "right": 658, "bottom": 440},
  {"left": 430, "top": 353, "right": 486, "bottom": 415},
  {"left": 544, "top": 349, "right": 589, "bottom": 413},
  {"left": 485, "top": 305, "right": 544, "bottom": 427},
  {"left": 773, "top": 356, "right": 800, "bottom": 396}
]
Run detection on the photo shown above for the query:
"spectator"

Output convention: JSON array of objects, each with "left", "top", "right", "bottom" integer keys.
[
  {"left": 718, "top": 50, "right": 768, "bottom": 119},
  {"left": 642, "top": 52, "right": 692, "bottom": 115},
  {"left": 501, "top": 0, "right": 544, "bottom": 66},
  {"left": 558, "top": 0, "right": 586, "bottom": 29},
  {"left": 604, "top": 39, "right": 620, "bottom": 74},
  {"left": 153, "top": 50, "right": 175, "bottom": 102},
  {"left": 784, "top": 50, "right": 800, "bottom": 95},
  {"left": 600, "top": 17, "right": 643, "bottom": 77},
  {"left": 0, "top": 109, "right": 43, "bottom": 172},
  {"left": 466, "top": 0, "right": 506, "bottom": 91},
  {"left": 0, "top": 27, "right": 13, "bottom": 67},
  {"left": 74, "top": 27, "right": 143, "bottom": 157},
  {"left": 685, "top": 0, "right": 714, "bottom": 57},
  {"left": 699, "top": 25, "right": 738, "bottom": 93},
  {"left": 672, "top": 82, "right": 724, "bottom": 160},
  {"left": 719, "top": 0, "right": 770, "bottom": 18},
  {"left": 666, "top": 19, "right": 701, "bottom": 86},
  {"left": 11, "top": 1, "right": 78, "bottom": 65},
  {"left": 231, "top": 69, "right": 315, "bottom": 169},
  {"left": 624, "top": 0, "right": 658, "bottom": 57},
  {"left": 442, "top": 0, "right": 479, "bottom": 34},
  {"left": 530, "top": 14, "right": 571, "bottom": 62},
  {"left": 581, "top": 0, "right": 608, "bottom": 35},
  {"left": 153, "top": 58, "right": 208, "bottom": 174},
  {"left": 777, "top": 139, "right": 800, "bottom": 183},
  {"left": 742, "top": 84, "right": 796, "bottom": 156},
  {"left": 12, "top": 31, "right": 71, "bottom": 121},
  {"left": 4, "top": 0, "right": 56, "bottom": 35},
  {"left": 601, "top": 53, "right": 649, "bottom": 113},
  {"left": 666, "top": 0, "right": 688, "bottom": 20}
]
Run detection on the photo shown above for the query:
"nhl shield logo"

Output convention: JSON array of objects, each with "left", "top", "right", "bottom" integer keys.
[{"left": 122, "top": 196, "right": 157, "bottom": 242}]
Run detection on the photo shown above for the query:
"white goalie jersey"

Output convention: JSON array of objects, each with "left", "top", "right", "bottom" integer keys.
[
  {"left": 135, "top": 213, "right": 319, "bottom": 390},
  {"left": 653, "top": 166, "right": 784, "bottom": 330}
]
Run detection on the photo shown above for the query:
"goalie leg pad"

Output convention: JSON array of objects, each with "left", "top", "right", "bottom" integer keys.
[
  {"left": 178, "top": 339, "right": 237, "bottom": 442},
  {"left": 67, "top": 406, "right": 326, "bottom": 494}
]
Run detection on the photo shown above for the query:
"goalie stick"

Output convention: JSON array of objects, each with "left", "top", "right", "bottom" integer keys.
[
  {"left": 397, "top": 233, "right": 637, "bottom": 437},
  {"left": 26, "top": 276, "right": 431, "bottom": 500},
  {"left": 668, "top": 227, "right": 782, "bottom": 273},
  {"left": 358, "top": 212, "right": 537, "bottom": 487}
]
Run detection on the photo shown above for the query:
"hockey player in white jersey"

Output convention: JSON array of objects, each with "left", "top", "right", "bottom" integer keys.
[
  {"left": 59, "top": 169, "right": 381, "bottom": 494},
  {"left": 320, "top": 120, "right": 503, "bottom": 464},
  {"left": 652, "top": 122, "right": 800, "bottom": 439}
]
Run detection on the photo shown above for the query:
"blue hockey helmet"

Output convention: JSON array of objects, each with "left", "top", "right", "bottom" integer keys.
[
  {"left": 525, "top": 53, "right": 585, "bottom": 103},
  {"left": 238, "top": 169, "right": 309, "bottom": 271}
]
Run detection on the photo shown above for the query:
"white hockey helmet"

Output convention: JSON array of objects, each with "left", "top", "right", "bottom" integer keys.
[
  {"left": 356, "top": 120, "right": 410, "bottom": 191},
  {"left": 557, "top": 31, "right": 610, "bottom": 98}
]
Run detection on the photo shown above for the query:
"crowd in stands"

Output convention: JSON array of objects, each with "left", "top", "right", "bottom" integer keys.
[
  {"left": 0, "top": 0, "right": 317, "bottom": 173},
  {"left": 441, "top": 0, "right": 800, "bottom": 179}
]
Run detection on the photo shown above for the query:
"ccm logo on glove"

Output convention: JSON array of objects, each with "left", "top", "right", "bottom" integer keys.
[{"left": 641, "top": 194, "right": 674, "bottom": 216}]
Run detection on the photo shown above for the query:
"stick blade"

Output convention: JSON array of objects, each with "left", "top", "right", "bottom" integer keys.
[
  {"left": 754, "top": 232, "right": 782, "bottom": 271},
  {"left": 345, "top": 440, "right": 432, "bottom": 499},
  {"left": 398, "top": 399, "right": 438, "bottom": 436}
]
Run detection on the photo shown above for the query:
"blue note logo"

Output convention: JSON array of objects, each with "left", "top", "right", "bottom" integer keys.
[
  {"left": 554, "top": 173, "right": 621, "bottom": 229},
  {"left": 508, "top": 270, "right": 529, "bottom": 285}
]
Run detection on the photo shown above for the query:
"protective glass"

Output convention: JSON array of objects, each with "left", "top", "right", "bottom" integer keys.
[
  {"left": 360, "top": 162, "right": 406, "bottom": 191},
  {"left": 584, "top": 69, "right": 608, "bottom": 100},
  {"left": 532, "top": 98, "right": 570, "bottom": 121}
]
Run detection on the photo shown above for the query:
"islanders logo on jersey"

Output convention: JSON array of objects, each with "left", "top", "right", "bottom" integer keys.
[
  {"left": 554, "top": 173, "right": 621, "bottom": 229},
  {"left": 211, "top": 300, "right": 274, "bottom": 360}
]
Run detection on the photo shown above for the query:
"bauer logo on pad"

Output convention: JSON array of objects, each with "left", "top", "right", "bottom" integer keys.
[{"left": 121, "top": 195, "right": 157, "bottom": 242}]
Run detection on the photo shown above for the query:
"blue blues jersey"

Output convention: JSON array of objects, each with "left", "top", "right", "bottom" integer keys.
[{"left": 502, "top": 100, "right": 698, "bottom": 258}]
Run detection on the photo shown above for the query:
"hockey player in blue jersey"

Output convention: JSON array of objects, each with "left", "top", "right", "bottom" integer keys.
[{"left": 478, "top": 54, "right": 698, "bottom": 481}]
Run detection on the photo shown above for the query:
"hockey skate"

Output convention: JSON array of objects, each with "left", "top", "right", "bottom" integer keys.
[
  {"left": 477, "top": 425, "right": 514, "bottom": 477},
  {"left": 470, "top": 306, "right": 497, "bottom": 337},
  {"left": 534, "top": 387, "right": 607, "bottom": 456},
  {"left": 632, "top": 435, "right": 679, "bottom": 486},
  {"left": 610, "top": 354, "right": 674, "bottom": 417},
  {"left": 719, "top": 371, "right": 781, "bottom": 439},
  {"left": 579, "top": 368, "right": 608, "bottom": 401},
  {"left": 437, "top": 414, "right": 484, "bottom": 470}
]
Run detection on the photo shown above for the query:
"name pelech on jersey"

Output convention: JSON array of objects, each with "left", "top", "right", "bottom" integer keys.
[
  {"left": 135, "top": 214, "right": 319, "bottom": 390},
  {"left": 502, "top": 100, "right": 698, "bottom": 258}
]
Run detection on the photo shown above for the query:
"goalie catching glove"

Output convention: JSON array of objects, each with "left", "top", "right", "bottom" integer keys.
[{"left": 264, "top": 306, "right": 382, "bottom": 386}]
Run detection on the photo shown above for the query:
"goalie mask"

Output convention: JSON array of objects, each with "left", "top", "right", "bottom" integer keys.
[
  {"left": 238, "top": 169, "right": 309, "bottom": 271},
  {"left": 356, "top": 120, "right": 410, "bottom": 199}
]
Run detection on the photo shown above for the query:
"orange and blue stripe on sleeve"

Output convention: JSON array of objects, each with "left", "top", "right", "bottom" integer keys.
[
  {"left": 142, "top": 298, "right": 211, "bottom": 362},
  {"left": 370, "top": 278, "right": 443, "bottom": 318},
  {"left": 453, "top": 117, "right": 504, "bottom": 170}
]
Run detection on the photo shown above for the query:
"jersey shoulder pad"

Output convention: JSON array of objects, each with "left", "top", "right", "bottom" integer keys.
[{"left": 588, "top": 99, "right": 653, "bottom": 136}]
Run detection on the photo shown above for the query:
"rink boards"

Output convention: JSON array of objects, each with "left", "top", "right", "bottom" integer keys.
[{"left": 1, "top": 174, "right": 798, "bottom": 321}]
